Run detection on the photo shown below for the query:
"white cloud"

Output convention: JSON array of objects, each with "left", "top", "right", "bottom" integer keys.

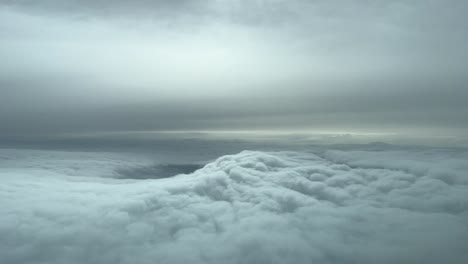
[{"left": 0, "top": 147, "right": 468, "bottom": 263}]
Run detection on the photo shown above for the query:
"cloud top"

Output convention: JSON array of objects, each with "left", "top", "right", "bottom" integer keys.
[{"left": 1, "top": 147, "right": 468, "bottom": 263}]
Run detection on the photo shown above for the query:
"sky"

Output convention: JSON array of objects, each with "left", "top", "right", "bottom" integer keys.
[
  {"left": 1, "top": 0, "right": 467, "bottom": 137},
  {"left": 1, "top": 3, "right": 468, "bottom": 263}
]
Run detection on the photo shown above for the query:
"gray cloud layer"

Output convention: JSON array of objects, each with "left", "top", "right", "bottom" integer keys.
[
  {"left": 1, "top": 146, "right": 468, "bottom": 263},
  {"left": 1, "top": 0, "right": 467, "bottom": 136}
]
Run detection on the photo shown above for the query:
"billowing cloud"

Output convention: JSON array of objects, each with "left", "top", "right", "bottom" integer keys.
[{"left": 1, "top": 146, "right": 467, "bottom": 263}]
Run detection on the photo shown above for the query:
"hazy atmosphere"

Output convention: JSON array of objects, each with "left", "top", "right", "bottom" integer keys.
[
  {"left": 2, "top": 0, "right": 468, "bottom": 136},
  {"left": 1, "top": 1, "right": 467, "bottom": 264}
]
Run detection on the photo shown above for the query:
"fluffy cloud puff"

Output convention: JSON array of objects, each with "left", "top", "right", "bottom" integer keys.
[{"left": 1, "top": 148, "right": 468, "bottom": 264}]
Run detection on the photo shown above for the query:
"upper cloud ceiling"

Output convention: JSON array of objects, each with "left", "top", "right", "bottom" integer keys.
[{"left": 0, "top": 0, "right": 467, "bottom": 136}]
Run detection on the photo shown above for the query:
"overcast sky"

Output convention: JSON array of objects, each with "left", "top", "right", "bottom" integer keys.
[{"left": 1, "top": 0, "right": 467, "bottom": 137}]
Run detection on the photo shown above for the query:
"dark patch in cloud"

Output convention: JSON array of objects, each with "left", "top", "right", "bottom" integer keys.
[
  {"left": 0, "top": 0, "right": 294, "bottom": 25},
  {"left": 115, "top": 163, "right": 204, "bottom": 179}
]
